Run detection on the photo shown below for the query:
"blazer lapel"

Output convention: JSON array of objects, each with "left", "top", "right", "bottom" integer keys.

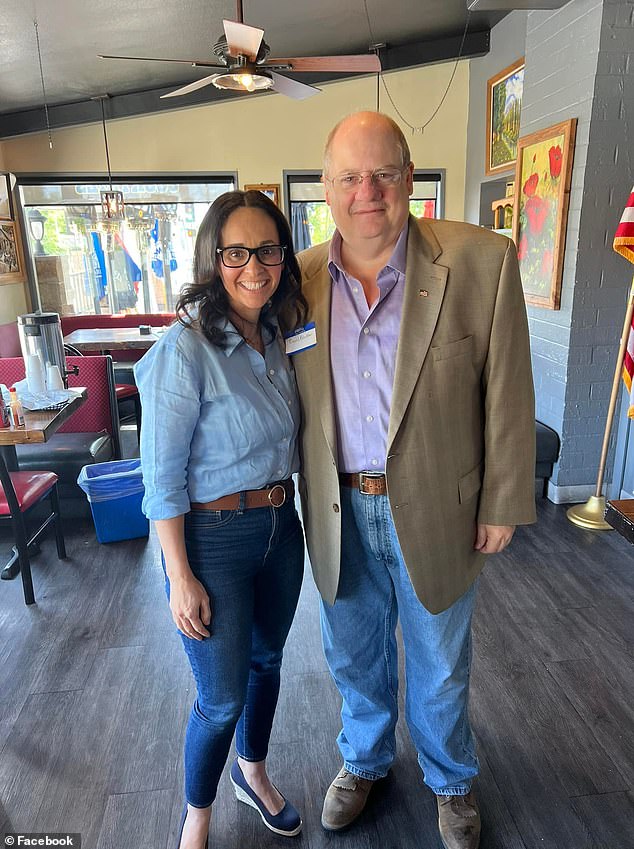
[
  {"left": 305, "top": 263, "right": 338, "bottom": 457},
  {"left": 388, "top": 218, "right": 448, "bottom": 448}
]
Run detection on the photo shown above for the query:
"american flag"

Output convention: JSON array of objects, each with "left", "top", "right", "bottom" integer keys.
[
  {"left": 616, "top": 187, "right": 634, "bottom": 417},
  {"left": 614, "top": 186, "right": 634, "bottom": 263}
]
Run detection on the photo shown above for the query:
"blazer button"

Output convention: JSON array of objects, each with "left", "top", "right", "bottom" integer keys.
[{"left": 332, "top": 504, "right": 340, "bottom": 513}]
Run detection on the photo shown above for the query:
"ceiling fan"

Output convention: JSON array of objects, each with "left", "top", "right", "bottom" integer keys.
[{"left": 99, "top": 0, "right": 381, "bottom": 101}]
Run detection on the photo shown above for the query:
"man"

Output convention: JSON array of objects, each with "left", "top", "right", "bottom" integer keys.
[{"left": 293, "top": 111, "right": 536, "bottom": 849}]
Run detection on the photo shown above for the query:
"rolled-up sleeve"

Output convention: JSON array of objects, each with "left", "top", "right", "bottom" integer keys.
[{"left": 135, "top": 331, "right": 201, "bottom": 520}]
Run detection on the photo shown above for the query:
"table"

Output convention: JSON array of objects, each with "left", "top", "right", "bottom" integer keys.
[
  {"left": 64, "top": 326, "right": 166, "bottom": 352},
  {"left": 604, "top": 499, "right": 634, "bottom": 543},
  {"left": 0, "top": 389, "right": 87, "bottom": 581}
]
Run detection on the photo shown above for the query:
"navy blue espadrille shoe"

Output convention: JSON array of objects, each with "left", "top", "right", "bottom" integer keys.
[
  {"left": 176, "top": 802, "right": 209, "bottom": 849},
  {"left": 230, "top": 759, "right": 302, "bottom": 837}
]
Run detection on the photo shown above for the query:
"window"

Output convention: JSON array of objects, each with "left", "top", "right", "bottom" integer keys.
[
  {"left": 284, "top": 170, "right": 444, "bottom": 251},
  {"left": 19, "top": 176, "right": 235, "bottom": 316}
]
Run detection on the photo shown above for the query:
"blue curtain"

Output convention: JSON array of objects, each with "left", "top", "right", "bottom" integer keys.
[{"left": 291, "top": 202, "right": 311, "bottom": 252}]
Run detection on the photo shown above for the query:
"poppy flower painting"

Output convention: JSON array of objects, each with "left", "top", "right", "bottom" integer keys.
[{"left": 512, "top": 118, "right": 577, "bottom": 309}]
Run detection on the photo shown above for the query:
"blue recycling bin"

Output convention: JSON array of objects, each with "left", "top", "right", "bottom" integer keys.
[{"left": 78, "top": 458, "right": 149, "bottom": 543}]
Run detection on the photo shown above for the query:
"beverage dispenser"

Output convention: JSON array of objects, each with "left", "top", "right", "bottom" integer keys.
[{"left": 17, "top": 312, "right": 71, "bottom": 388}]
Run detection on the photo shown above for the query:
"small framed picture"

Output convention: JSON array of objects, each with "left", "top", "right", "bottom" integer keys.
[
  {"left": 244, "top": 184, "right": 280, "bottom": 206},
  {"left": 0, "top": 173, "right": 14, "bottom": 221},
  {"left": 0, "top": 221, "right": 25, "bottom": 284},
  {"left": 512, "top": 118, "right": 577, "bottom": 310},
  {"left": 486, "top": 58, "right": 525, "bottom": 177}
]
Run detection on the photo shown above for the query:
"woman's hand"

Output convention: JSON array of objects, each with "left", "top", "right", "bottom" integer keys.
[
  {"left": 169, "top": 573, "right": 212, "bottom": 640},
  {"left": 154, "top": 516, "right": 212, "bottom": 640}
]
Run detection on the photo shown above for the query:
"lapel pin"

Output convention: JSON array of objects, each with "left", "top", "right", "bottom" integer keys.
[{"left": 418, "top": 289, "right": 429, "bottom": 297}]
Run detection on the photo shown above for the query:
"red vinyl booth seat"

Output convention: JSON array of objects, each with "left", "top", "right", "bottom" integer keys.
[{"left": 0, "top": 471, "right": 58, "bottom": 513}]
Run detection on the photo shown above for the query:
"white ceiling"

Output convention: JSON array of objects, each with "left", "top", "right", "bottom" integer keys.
[{"left": 0, "top": 0, "right": 506, "bottom": 133}]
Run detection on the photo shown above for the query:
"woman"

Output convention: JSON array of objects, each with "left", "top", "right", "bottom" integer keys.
[{"left": 135, "top": 190, "right": 308, "bottom": 849}]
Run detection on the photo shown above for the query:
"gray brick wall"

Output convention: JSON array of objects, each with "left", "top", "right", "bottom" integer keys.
[
  {"left": 466, "top": 0, "right": 634, "bottom": 497},
  {"left": 541, "top": 0, "right": 633, "bottom": 488}
]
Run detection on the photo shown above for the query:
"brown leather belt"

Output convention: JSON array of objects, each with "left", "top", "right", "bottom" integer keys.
[
  {"left": 339, "top": 472, "right": 387, "bottom": 495},
  {"left": 191, "top": 479, "right": 294, "bottom": 511}
]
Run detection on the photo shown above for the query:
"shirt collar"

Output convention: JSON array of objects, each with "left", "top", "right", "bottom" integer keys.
[
  {"left": 221, "top": 316, "right": 277, "bottom": 357},
  {"left": 328, "top": 222, "right": 409, "bottom": 283}
]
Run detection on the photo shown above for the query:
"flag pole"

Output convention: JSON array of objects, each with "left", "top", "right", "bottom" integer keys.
[{"left": 567, "top": 276, "right": 634, "bottom": 529}]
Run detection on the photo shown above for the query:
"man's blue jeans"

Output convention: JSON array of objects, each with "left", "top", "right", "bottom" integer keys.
[
  {"left": 165, "top": 500, "right": 304, "bottom": 808},
  {"left": 320, "top": 485, "right": 479, "bottom": 795}
]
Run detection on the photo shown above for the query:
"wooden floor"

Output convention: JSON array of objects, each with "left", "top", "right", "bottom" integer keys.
[{"left": 0, "top": 491, "right": 633, "bottom": 849}]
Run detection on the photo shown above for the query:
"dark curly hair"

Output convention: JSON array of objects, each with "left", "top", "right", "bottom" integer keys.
[{"left": 176, "top": 190, "right": 307, "bottom": 346}]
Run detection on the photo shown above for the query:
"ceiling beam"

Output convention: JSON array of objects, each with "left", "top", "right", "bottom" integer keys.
[{"left": 0, "top": 29, "right": 490, "bottom": 140}]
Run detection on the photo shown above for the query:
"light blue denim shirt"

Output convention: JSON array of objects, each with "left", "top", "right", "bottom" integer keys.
[{"left": 134, "top": 318, "right": 300, "bottom": 520}]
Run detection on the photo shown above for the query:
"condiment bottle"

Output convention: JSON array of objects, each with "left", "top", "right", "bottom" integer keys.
[{"left": 9, "top": 386, "right": 25, "bottom": 428}]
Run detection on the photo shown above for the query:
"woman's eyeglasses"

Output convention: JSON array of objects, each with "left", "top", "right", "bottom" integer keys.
[{"left": 216, "top": 245, "right": 286, "bottom": 268}]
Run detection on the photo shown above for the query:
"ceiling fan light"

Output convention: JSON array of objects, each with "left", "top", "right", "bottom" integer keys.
[{"left": 212, "top": 70, "right": 273, "bottom": 92}]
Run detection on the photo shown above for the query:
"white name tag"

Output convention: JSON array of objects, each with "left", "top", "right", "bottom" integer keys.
[{"left": 285, "top": 322, "right": 317, "bottom": 355}]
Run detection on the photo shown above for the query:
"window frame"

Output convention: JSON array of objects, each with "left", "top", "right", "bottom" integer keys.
[{"left": 14, "top": 171, "right": 238, "bottom": 313}]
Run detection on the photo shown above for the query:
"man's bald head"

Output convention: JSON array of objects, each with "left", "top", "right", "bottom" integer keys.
[{"left": 323, "top": 111, "right": 411, "bottom": 177}]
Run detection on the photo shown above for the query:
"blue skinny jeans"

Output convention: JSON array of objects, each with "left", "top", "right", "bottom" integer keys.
[{"left": 164, "top": 499, "right": 304, "bottom": 808}]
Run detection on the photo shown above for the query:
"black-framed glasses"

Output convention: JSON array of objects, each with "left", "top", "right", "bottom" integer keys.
[
  {"left": 325, "top": 166, "right": 408, "bottom": 192},
  {"left": 216, "top": 245, "right": 286, "bottom": 268}
]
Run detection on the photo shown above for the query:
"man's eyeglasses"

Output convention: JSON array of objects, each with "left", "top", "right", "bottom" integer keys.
[
  {"left": 325, "top": 166, "right": 408, "bottom": 193},
  {"left": 216, "top": 245, "right": 286, "bottom": 268}
]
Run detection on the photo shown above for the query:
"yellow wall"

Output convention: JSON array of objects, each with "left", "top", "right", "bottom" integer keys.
[
  {"left": 1, "top": 63, "right": 469, "bottom": 221},
  {"left": 0, "top": 283, "right": 29, "bottom": 324}
]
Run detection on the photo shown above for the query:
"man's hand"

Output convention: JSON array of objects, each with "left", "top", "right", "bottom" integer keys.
[{"left": 474, "top": 523, "right": 515, "bottom": 554}]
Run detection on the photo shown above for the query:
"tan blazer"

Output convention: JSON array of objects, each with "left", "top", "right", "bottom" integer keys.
[{"left": 294, "top": 216, "right": 536, "bottom": 614}]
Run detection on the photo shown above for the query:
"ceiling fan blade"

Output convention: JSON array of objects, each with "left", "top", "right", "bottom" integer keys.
[
  {"left": 160, "top": 74, "right": 220, "bottom": 99},
  {"left": 269, "top": 71, "right": 320, "bottom": 101},
  {"left": 99, "top": 54, "right": 225, "bottom": 68},
  {"left": 223, "top": 19, "right": 264, "bottom": 59},
  {"left": 266, "top": 54, "right": 381, "bottom": 73}
]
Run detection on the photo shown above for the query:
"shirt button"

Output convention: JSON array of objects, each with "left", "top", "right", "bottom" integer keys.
[
  {"left": 287, "top": 399, "right": 292, "bottom": 405},
  {"left": 363, "top": 370, "right": 371, "bottom": 379},
  {"left": 363, "top": 327, "right": 370, "bottom": 335},
  {"left": 352, "top": 287, "right": 359, "bottom": 294},
  {"left": 269, "top": 369, "right": 276, "bottom": 376},
  {"left": 371, "top": 458, "right": 379, "bottom": 466},
  {"left": 366, "top": 415, "right": 374, "bottom": 422},
  {"left": 277, "top": 469, "right": 283, "bottom": 475},
  {"left": 333, "top": 503, "right": 340, "bottom": 513}
]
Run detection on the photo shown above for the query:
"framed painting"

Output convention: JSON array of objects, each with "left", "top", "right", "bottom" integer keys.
[
  {"left": 244, "top": 183, "right": 280, "bottom": 206},
  {"left": 512, "top": 118, "right": 577, "bottom": 310},
  {"left": 0, "top": 173, "right": 13, "bottom": 221},
  {"left": 486, "top": 58, "right": 524, "bottom": 176},
  {"left": 0, "top": 221, "right": 25, "bottom": 284}
]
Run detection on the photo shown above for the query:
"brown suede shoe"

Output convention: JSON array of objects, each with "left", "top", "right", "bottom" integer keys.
[
  {"left": 321, "top": 767, "right": 375, "bottom": 831},
  {"left": 437, "top": 790, "right": 481, "bottom": 849}
]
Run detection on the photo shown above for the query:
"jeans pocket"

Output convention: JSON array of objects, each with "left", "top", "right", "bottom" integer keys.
[{"left": 186, "top": 509, "right": 238, "bottom": 530}]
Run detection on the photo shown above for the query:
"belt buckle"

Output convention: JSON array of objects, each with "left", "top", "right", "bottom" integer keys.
[
  {"left": 358, "top": 471, "right": 385, "bottom": 495},
  {"left": 267, "top": 483, "right": 287, "bottom": 508}
]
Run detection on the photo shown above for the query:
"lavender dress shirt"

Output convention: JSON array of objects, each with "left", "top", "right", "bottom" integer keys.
[{"left": 328, "top": 225, "right": 408, "bottom": 473}]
